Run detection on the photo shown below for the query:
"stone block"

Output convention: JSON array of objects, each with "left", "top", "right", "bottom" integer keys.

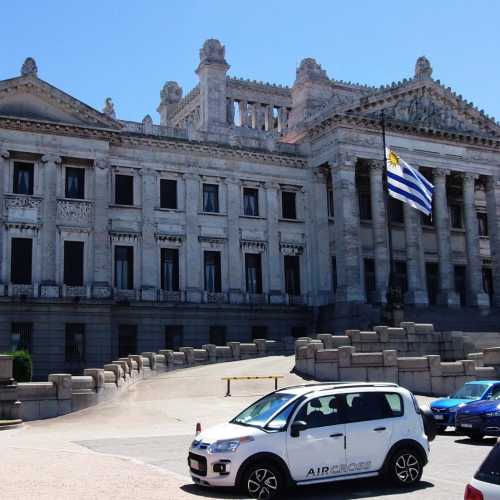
[
  {"left": 387, "top": 328, "right": 406, "bottom": 339},
  {"left": 441, "top": 362, "right": 464, "bottom": 376},
  {"left": 40, "top": 284, "right": 60, "bottom": 298},
  {"left": 467, "top": 352, "right": 484, "bottom": 366},
  {"left": 317, "top": 333, "right": 334, "bottom": 349},
  {"left": 359, "top": 332, "right": 379, "bottom": 342},
  {"left": 83, "top": 369, "right": 105, "bottom": 391},
  {"left": 71, "top": 376, "right": 95, "bottom": 391},
  {"left": 158, "top": 350, "right": 174, "bottom": 365},
  {"left": 141, "top": 352, "right": 157, "bottom": 370},
  {"left": 338, "top": 346, "right": 355, "bottom": 367},
  {"left": 483, "top": 347, "right": 500, "bottom": 366},
  {"left": 226, "top": 342, "right": 241, "bottom": 359},
  {"left": 346, "top": 330, "right": 361, "bottom": 342},
  {"left": 140, "top": 287, "right": 157, "bottom": 301},
  {"left": 180, "top": 347, "right": 195, "bottom": 365},
  {"left": 399, "top": 370, "right": 431, "bottom": 394},
  {"left": 414, "top": 323, "right": 434, "bottom": 334},
  {"left": 0, "top": 355, "right": 13, "bottom": 381},
  {"left": 383, "top": 350, "right": 398, "bottom": 367},
  {"left": 129, "top": 355, "right": 144, "bottom": 371},
  {"left": 315, "top": 361, "right": 339, "bottom": 381},
  {"left": 316, "top": 349, "right": 339, "bottom": 362},
  {"left": 103, "top": 364, "right": 123, "bottom": 385},
  {"left": 339, "top": 366, "right": 367, "bottom": 382},
  {"left": 202, "top": 344, "right": 217, "bottom": 362},
  {"left": 400, "top": 322, "right": 416, "bottom": 334},
  {"left": 215, "top": 346, "right": 232, "bottom": 359},
  {"left": 172, "top": 352, "right": 187, "bottom": 365},
  {"left": 351, "top": 352, "right": 383, "bottom": 366},
  {"left": 240, "top": 343, "right": 258, "bottom": 358},
  {"left": 17, "top": 382, "right": 56, "bottom": 400},
  {"left": 118, "top": 357, "right": 133, "bottom": 373},
  {"left": 427, "top": 355, "right": 442, "bottom": 376},
  {"left": 398, "top": 357, "right": 428, "bottom": 371},
  {"left": 475, "top": 366, "right": 497, "bottom": 379},
  {"left": 254, "top": 339, "right": 267, "bottom": 355},
  {"left": 330, "top": 336, "right": 351, "bottom": 348},
  {"left": 103, "top": 370, "right": 116, "bottom": 383},
  {"left": 47, "top": 375, "right": 72, "bottom": 400},
  {"left": 374, "top": 326, "right": 389, "bottom": 342},
  {"left": 113, "top": 360, "right": 130, "bottom": 377},
  {"left": 193, "top": 349, "right": 209, "bottom": 362},
  {"left": 367, "top": 366, "right": 398, "bottom": 384}
]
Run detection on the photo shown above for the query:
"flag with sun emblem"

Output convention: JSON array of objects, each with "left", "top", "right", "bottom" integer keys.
[{"left": 386, "top": 148, "right": 434, "bottom": 216}]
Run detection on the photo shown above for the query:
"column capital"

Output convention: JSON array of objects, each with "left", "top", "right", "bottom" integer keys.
[
  {"left": 41, "top": 154, "right": 61, "bottom": 165},
  {"left": 432, "top": 168, "right": 450, "bottom": 179},
  {"left": 0, "top": 148, "right": 10, "bottom": 160},
  {"left": 367, "top": 159, "right": 384, "bottom": 172},
  {"left": 462, "top": 172, "right": 478, "bottom": 182},
  {"left": 182, "top": 172, "right": 200, "bottom": 182},
  {"left": 224, "top": 176, "right": 240, "bottom": 186},
  {"left": 94, "top": 159, "right": 109, "bottom": 170},
  {"left": 331, "top": 150, "right": 357, "bottom": 169},
  {"left": 264, "top": 181, "right": 280, "bottom": 191},
  {"left": 485, "top": 175, "right": 500, "bottom": 191}
]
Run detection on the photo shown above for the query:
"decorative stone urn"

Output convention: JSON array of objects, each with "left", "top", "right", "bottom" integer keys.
[{"left": 0, "top": 355, "right": 23, "bottom": 425}]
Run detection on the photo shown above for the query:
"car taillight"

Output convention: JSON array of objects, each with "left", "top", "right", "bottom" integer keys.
[{"left": 464, "top": 484, "right": 484, "bottom": 500}]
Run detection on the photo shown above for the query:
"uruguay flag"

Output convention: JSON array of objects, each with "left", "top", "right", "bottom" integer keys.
[{"left": 386, "top": 148, "right": 434, "bottom": 216}]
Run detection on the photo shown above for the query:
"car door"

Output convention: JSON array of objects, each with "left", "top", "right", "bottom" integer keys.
[
  {"left": 286, "top": 394, "right": 347, "bottom": 482},
  {"left": 344, "top": 391, "right": 400, "bottom": 473}
]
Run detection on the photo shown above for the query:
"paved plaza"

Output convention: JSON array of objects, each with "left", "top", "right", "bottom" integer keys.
[{"left": 0, "top": 356, "right": 495, "bottom": 499}]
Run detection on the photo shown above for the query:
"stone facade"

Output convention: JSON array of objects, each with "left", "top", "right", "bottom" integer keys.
[{"left": 0, "top": 42, "right": 500, "bottom": 377}]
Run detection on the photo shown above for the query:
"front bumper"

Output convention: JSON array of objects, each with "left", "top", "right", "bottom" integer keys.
[
  {"left": 188, "top": 450, "right": 238, "bottom": 488},
  {"left": 456, "top": 414, "right": 500, "bottom": 436},
  {"left": 431, "top": 408, "right": 456, "bottom": 427}
]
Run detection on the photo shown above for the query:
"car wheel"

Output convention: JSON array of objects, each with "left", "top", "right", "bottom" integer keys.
[
  {"left": 243, "top": 462, "right": 284, "bottom": 499},
  {"left": 386, "top": 448, "right": 423, "bottom": 486},
  {"left": 420, "top": 406, "right": 437, "bottom": 441}
]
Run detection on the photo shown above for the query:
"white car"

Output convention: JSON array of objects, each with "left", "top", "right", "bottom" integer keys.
[
  {"left": 188, "top": 382, "right": 434, "bottom": 499},
  {"left": 465, "top": 440, "right": 500, "bottom": 500}
]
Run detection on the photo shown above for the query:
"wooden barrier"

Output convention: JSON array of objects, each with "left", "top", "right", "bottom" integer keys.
[{"left": 221, "top": 375, "right": 284, "bottom": 396}]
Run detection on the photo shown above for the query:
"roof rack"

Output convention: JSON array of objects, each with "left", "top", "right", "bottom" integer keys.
[{"left": 278, "top": 381, "right": 399, "bottom": 393}]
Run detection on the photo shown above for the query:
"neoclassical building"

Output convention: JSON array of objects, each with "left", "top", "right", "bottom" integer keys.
[{"left": 1, "top": 40, "right": 499, "bottom": 376}]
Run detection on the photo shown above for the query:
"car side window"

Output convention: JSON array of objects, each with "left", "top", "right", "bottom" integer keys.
[
  {"left": 491, "top": 386, "right": 500, "bottom": 399},
  {"left": 344, "top": 392, "right": 402, "bottom": 422},
  {"left": 294, "top": 395, "right": 345, "bottom": 429}
]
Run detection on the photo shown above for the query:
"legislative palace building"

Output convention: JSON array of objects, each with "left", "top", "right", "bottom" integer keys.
[{"left": 1, "top": 40, "right": 500, "bottom": 376}]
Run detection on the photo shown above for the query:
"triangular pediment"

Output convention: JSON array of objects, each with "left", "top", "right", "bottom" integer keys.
[
  {"left": 0, "top": 75, "right": 121, "bottom": 129},
  {"left": 341, "top": 79, "right": 500, "bottom": 138}
]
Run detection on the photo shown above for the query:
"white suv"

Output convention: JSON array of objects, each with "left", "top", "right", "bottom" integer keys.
[{"left": 188, "top": 382, "right": 434, "bottom": 499}]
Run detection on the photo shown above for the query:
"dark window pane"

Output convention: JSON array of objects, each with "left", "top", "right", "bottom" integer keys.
[
  {"left": 64, "top": 241, "right": 84, "bottom": 286},
  {"left": 251, "top": 326, "right": 267, "bottom": 340},
  {"left": 327, "top": 190, "right": 334, "bottom": 217},
  {"left": 478, "top": 212, "right": 488, "bottom": 236},
  {"left": 115, "top": 246, "right": 134, "bottom": 289},
  {"left": 11, "top": 322, "right": 32, "bottom": 352},
  {"left": 282, "top": 191, "right": 297, "bottom": 219},
  {"left": 165, "top": 325, "right": 183, "bottom": 349},
  {"left": 243, "top": 188, "right": 259, "bottom": 216},
  {"left": 161, "top": 248, "right": 179, "bottom": 291},
  {"left": 450, "top": 204, "right": 463, "bottom": 229},
  {"left": 364, "top": 258, "right": 376, "bottom": 301},
  {"left": 65, "top": 167, "right": 85, "bottom": 199},
  {"left": 291, "top": 326, "right": 307, "bottom": 338},
  {"left": 295, "top": 395, "right": 346, "bottom": 429},
  {"left": 426, "top": 262, "right": 439, "bottom": 305},
  {"left": 118, "top": 324, "right": 137, "bottom": 358},
  {"left": 13, "top": 162, "right": 34, "bottom": 195},
  {"left": 204, "top": 251, "right": 221, "bottom": 292},
  {"left": 65, "top": 323, "right": 85, "bottom": 363},
  {"left": 160, "top": 179, "right": 177, "bottom": 209},
  {"left": 454, "top": 265, "right": 466, "bottom": 306},
  {"left": 394, "top": 260, "right": 408, "bottom": 294},
  {"left": 421, "top": 212, "right": 433, "bottom": 226},
  {"left": 345, "top": 392, "right": 399, "bottom": 422},
  {"left": 203, "top": 184, "right": 219, "bottom": 212},
  {"left": 209, "top": 326, "right": 226, "bottom": 345},
  {"left": 11, "top": 238, "right": 32, "bottom": 284},
  {"left": 359, "top": 193, "right": 372, "bottom": 220},
  {"left": 284, "top": 255, "right": 300, "bottom": 295},
  {"left": 245, "top": 253, "right": 262, "bottom": 294},
  {"left": 115, "top": 174, "right": 134, "bottom": 205},
  {"left": 483, "top": 267, "right": 493, "bottom": 298},
  {"left": 389, "top": 198, "right": 404, "bottom": 223}
]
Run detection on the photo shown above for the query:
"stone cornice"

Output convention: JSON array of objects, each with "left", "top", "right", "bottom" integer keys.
[{"left": 227, "top": 77, "right": 291, "bottom": 97}]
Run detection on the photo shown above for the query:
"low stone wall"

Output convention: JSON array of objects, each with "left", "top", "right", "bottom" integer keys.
[
  {"left": 0, "top": 339, "right": 286, "bottom": 421},
  {"left": 295, "top": 330, "right": 500, "bottom": 397}
]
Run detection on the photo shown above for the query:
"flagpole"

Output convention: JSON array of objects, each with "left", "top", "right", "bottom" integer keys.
[{"left": 380, "top": 111, "right": 401, "bottom": 326}]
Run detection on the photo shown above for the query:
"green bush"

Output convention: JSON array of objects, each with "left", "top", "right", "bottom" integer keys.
[{"left": 6, "top": 351, "right": 32, "bottom": 382}]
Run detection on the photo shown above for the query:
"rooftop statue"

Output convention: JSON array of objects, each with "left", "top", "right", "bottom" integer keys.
[{"left": 21, "top": 57, "right": 38, "bottom": 77}]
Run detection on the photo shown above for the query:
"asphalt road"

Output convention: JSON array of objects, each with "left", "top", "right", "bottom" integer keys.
[{"left": 0, "top": 356, "right": 496, "bottom": 499}]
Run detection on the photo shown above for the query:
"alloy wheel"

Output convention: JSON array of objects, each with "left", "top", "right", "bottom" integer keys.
[
  {"left": 247, "top": 467, "right": 278, "bottom": 499},
  {"left": 394, "top": 453, "right": 421, "bottom": 483}
]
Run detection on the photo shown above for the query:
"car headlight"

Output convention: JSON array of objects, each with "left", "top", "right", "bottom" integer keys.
[
  {"left": 207, "top": 436, "right": 254, "bottom": 454},
  {"left": 485, "top": 411, "right": 500, "bottom": 417}
]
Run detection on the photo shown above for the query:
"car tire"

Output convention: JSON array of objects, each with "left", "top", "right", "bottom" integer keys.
[
  {"left": 420, "top": 406, "right": 437, "bottom": 442},
  {"left": 385, "top": 448, "right": 424, "bottom": 487},
  {"left": 242, "top": 462, "right": 285, "bottom": 499}
]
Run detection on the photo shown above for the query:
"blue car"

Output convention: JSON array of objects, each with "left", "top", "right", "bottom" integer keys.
[
  {"left": 456, "top": 388, "right": 500, "bottom": 440},
  {"left": 430, "top": 381, "right": 500, "bottom": 431}
]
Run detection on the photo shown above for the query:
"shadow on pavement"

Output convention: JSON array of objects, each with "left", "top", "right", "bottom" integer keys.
[
  {"left": 454, "top": 437, "right": 498, "bottom": 447},
  {"left": 181, "top": 478, "right": 434, "bottom": 499}
]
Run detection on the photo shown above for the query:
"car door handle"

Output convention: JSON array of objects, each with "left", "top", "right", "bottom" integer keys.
[
  {"left": 330, "top": 433, "right": 343, "bottom": 438},
  {"left": 373, "top": 427, "right": 386, "bottom": 432}
]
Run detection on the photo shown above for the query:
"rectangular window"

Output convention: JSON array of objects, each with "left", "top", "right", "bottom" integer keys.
[
  {"left": 454, "top": 265, "right": 467, "bottom": 306},
  {"left": 389, "top": 197, "right": 404, "bottom": 223},
  {"left": 11, "top": 238, "right": 32, "bottom": 284},
  {"left": 65, "top": 323, "right": 85, "bottom": 363},
  {"left": 160, "top": 179, "right": 177, "bottom": 209},
  {"left": 65, "top": 167, "right": 85, "bottom": 199},
  {"left": 115, "top": 246, "right": 134, "bottom": 289},
  {"left": 115, "top": 174, "right": 134, "bottom": 205},
  {"left": 161, "top": 248, "right": 179, "bottom": 291},
  {"left": 358, "top": 193, "right": 372, "bottom": 220},
  {"left": 282, "top": 191, "right": 297, "bottom": 219},
  {"left": 243, "top": 188, "right": 259, "bottom": 216},
  {"left": 118, "top": 324, "right": 137, "bottom": 358},
  {"left": 483, "top": 267, "right": 493, "bottom": 298},
  {"left": 332, "top": 257, "right": 337, "bottom": 293},
  {"left": 203, "top": 184, "right": 219, "bottom": 212},
  {"left": 345, "top": 392, "right": 403, "bottom": 422},
  {"left": 394, "top": 260, "right": 408, "bottom": 295},
  {"left": 426, "top": 262, "right": 439, "bottom": 306},
  {"left": 204, "top": 251, "right": 221, "bottom": 292},
  {"left": 291, "top": 326, "right": 307, "bottom": 338},
  {"left": 245, "top": 253, "right": 262, "bottom": 294},
  {"left": 450, "top": 204, "right": 463, "bottom": 229},
  {"left": 251, "top": 326, "right": 268, "bottom": 340},
  {"left": 364, "top": 258, "right": 376, "bottom": 301},
  {"left": 284, "top": 255, "right": 300, "bottom": 296},
  {"left": 421, "top": 212, "right": 434, "bottom": 226},
  {"left": 478, "top": 212, "right": 488, "bottom": 236},
  {"left": 209, "top": 325, "right": 226, "bottom": 345},
  {"left": 164, "top": 325, "right": 183, "bottom": 350},
  {"left": 327, "top": 189, "right": 334, "bottom": 218},
  {"left": 13, "top": 162, "right": 34, "bottom": 195},
  {"left": 64, "top": 241, "right": 84, "bottom": 286},
  {"left": 11, "top": 322, "right": 32, "bottom": 352}
]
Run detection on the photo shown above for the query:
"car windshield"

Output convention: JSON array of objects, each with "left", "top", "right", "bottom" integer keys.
[
  {"left": 232, "top": 393, "right": 295, "bottom": 428},
  {"left": 450, "top": 384, "right": 489, "bottom": 400}
]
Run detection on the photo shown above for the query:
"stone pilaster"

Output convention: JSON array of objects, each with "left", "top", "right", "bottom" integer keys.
[
  {"left": 331, "top": 154, "right": 364, "bottom": 303},
  {"left": 184, "top": 173, "right": 202, "bottom": 302},
  {"left": 92, "top": 160, "right": 111, "bottom": 298},
  {"left": 141, "top": 168, "right": 157, "bottom": 301},
  {"left": 40, "top": 154, "right": 61, "bottom": 298},
  {"left": 433, "top": 169, "right": 460, "bottom": 307},
  {"left": 238, "top": 101, "right": 248, "bottom": 127},
  {"left": 265, "top": 182, "right": 284, "bottom": 304},
  {"left": 368, "top": 160, "right": 388, "bottom": 304},
  {"left": 0, "top": 148, "right": 9, "bottom": 289},
  {"left": 463, "top": 173, "right": 489, "bottom": 307},
  {"left": 485, "top": 176, "right": 500, "bottom": 307},
  {"left": 225, "top": 177, "right": 243, "bottom": 303},
  {"left": 403, "top": 198, "right": 428, "bottom": 306}
]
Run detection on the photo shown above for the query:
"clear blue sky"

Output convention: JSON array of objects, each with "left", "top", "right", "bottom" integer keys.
[{"left": 1, "top": 1, "right": 499, "bottom": 123}]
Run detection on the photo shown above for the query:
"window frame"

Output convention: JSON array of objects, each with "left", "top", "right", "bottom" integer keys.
[
  {"left": 343, "top": 391, "right": 404, "bottom": 423},
  {"left": 65, "top": 166, "right": 85, "bottom": 200},
  {"left": 160, "top": 247, "right": 179, "bottom": 291},
  {"left": 11, "top": 237, "right": 33, "bottom": 285},
  {"left": 204, "top": 250, "right": 222, "bottom": 292},
  {"left": 202, "top": 183, "right": 220, "bottom": 213},
  {"left": 160, "top": 178, "right": 178, "bottom": 210},
  {"left": 115, "top": 174, "right": 134, "bottom": 206},
  {"left": 13, "top": 161, "right": 34, "bottom": 195},
  {"left": 65, "top": 323, "right": 86, "bottom": 364},
  {"left": 63, "top": 240, "right": 84, "bottom": 286},
  {"left": 114, "top": 245, "right": 134, "bottom": 290},
  {"left": 10, "top": 322, "right": 33, "bottom": 353},
  {"left": 245, "top": 253, "right": 263, "bottom": 294},
  {"left": 281, "top": 190, "right": 297, "bottom": 220},
  {"left": 243, "top": 187, "right": 259, "bottom": 217}
]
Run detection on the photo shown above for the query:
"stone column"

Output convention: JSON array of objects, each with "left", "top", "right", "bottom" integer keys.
[
  {"left": 40, "top": 154, "right": 61, "bottom": 298},
  {"left": 463, "top": 173, "right": 489, "bottom": 306},
  {"left": 226, "top": 177, "right": 243, "bottom": 303},
  {"left": 141, "top": 168, "right": 157, "bottom": 301},
  {"left": 238, "top": 101, "right": 248, "bottom": 127},
  {"left": 485, "top": 176, "right": 500, "bottom": 307},
  {"left": 265, "top": 182, "right": 283, "bottom": 304},
  {"left": 403, "top": 197, "right": 428, "bottom": 306},
  {"left": 331, "top": 154, "right": 364, "bottom": 303},
  {"left": 433, "top": 169, "right": 460, "bottom": 306},
  {"left": 184, "top": 173, "right": 202, "bottom": 302},
  {"left": 0, "top": 148, "right": 9, "bottom": 290},
  {"left": 368, "top": 160, "right": 389, "bottom": 303},
  {"left": 92, "top": 160, "right": 112, "bottom": 298}
]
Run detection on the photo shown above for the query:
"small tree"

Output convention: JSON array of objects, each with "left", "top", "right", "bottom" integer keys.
[{"left": 6, "top": 351, "right": 33, "bottom": 382}]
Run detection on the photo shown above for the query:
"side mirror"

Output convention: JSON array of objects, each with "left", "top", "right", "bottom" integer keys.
[{"left": 290, "top": 420, "right": 307, "bottom": 438}]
